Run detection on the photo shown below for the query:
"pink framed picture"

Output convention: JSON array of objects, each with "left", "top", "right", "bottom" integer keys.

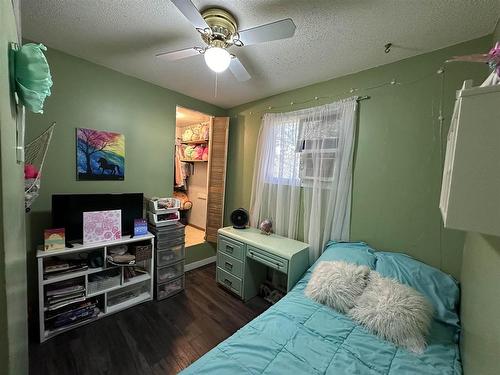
[{"left": 83, "top": 210, "right": 122, "bottom": 244}]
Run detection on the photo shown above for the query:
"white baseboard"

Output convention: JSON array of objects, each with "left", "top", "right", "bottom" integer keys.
[{"left": 185, "top": 256, "right": 216, "bottom": 272}]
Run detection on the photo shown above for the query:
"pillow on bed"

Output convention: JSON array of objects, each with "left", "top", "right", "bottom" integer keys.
[
  {"left": 319, "top": 241, "right": 377, "bottom": 269},
  {"left": 349, "top": 271, "right": 434, "bottom": 354},
  {"left": 305, "top": 261, "right": 370, "bottom": 313},
  {"left": 375, "top": 252, "right": 460, "bottom": 328}
]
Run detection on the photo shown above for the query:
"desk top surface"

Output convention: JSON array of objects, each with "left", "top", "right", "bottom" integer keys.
[{"left": 218, "top": 226, "right": 309, "bottom": 260}]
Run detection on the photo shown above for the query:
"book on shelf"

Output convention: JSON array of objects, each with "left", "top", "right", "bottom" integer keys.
[
  {"left": 46, "top": 282, "right": 86, "bottom": 311},
  {"left": 46, "top": 284, "right": 85, "bottom": 297},
  {"left": 47, "top": 309, "right": 100, "bottom": 332},
  {"left": 45, "top": 300, "right": 95, "bottom": 321},
  {"left": 46, "top": 295, "right": 86, "bottom": 311},
  {"left": 44, "top": 258, "right": 88, "bottom": 279},
  {"left": 45, "top": 300, "right": 101, "bottom": 332},
  {"left": 48, "top": 291, "right": 85, "bottom": 304}
]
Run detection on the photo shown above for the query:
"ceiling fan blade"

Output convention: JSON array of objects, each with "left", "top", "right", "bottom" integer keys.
[
  {"left": 237, "top": 18, "right": 296, "bottom": 46},
  {"left": 156, "top": 47, "right": 202, "bottom": 61},
  {"left": 229, "top": 57, "right": 251, "bottom": 81},
  {"left": 170, "top": 0, "right": 209, "bottom": 30}
]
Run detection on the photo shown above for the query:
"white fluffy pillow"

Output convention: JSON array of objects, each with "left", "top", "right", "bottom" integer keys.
[
  {"left": 305, "top": 261, "right": 370, "bottom": 313},
  {"left": 349, "top": 272, "right": 434, "bottom": 354}
]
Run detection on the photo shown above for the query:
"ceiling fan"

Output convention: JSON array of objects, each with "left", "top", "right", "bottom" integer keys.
[{"left": 156, "top": 0, "right": 296, "bottom": 81}]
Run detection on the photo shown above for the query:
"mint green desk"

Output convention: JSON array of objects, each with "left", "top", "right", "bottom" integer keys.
[{"left": 216, "top": 226, "right": 310, "bottom": 301}]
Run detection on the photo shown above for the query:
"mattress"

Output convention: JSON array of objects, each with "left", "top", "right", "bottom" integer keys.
[{"left": 181, "top": 244, "right": 462, "bottom": 375}]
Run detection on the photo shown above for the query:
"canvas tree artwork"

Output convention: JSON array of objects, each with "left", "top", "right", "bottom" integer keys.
[{"left": 76, "top": 128, "right": 125, "bottom": 180}]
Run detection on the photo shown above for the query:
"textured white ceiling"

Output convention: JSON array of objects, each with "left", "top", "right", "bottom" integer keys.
[{"left": 21, "top": 0, "right": 500, "bottom": 108}]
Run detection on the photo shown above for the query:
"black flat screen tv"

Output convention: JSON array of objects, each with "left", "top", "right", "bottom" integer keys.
[{"left": 52, "top": 193, "right": 144, "bottom": 243}]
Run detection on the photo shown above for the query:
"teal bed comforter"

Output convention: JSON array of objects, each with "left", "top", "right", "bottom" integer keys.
[{"left": 182, "top": 242, "right": 462, "bottom": 374}]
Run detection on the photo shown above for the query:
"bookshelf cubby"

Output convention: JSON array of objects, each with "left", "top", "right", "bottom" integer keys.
[{"left": 37, "top": 232, "right": 155, "bottom": 342}]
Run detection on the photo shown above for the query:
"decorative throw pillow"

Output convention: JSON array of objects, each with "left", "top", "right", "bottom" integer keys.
[
  {"left": 349, "top": 272, "right": 434, "bottom": 354},
  {"left": 305, "top": 261, "right": 370, "bottom": 313}
]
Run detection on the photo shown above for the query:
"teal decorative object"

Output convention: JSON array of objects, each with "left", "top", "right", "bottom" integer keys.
[{"left": 13, "top": 43, "right": 53, "bottom": 113}]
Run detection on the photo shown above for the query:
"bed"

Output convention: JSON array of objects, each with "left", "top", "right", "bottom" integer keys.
[{"left": 181, "top": 241, "right": 462, "bottom": 374}]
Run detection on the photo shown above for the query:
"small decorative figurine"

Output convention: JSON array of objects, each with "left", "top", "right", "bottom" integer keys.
[{"left": 259, "top": 219, "right": 273, "bottom": 235}]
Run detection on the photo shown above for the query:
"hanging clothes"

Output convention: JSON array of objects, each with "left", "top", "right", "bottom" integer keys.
[{"left": 175, "top": 140, "right": 184, "bottom": 188}]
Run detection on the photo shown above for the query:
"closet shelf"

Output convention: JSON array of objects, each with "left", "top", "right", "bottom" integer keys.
[
  {"left": 180, "top": 139, "right": 209, "bottom": 145},
  {"left": 180, "top": 159, "right": 207, "bottom": 163}
]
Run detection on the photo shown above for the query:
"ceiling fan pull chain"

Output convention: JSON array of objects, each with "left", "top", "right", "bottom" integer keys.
[{"left": 214, "top": 72, "right": 218, "bottom": 98}]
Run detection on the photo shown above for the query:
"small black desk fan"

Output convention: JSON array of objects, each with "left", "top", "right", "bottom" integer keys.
[{"left": 230, "top": 208, "right": 249, "bottom": 229}]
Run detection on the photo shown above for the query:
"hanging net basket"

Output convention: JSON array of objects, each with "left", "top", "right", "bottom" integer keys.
[{"left": 25, "top": 122, "right": 55, "bottom": 212}]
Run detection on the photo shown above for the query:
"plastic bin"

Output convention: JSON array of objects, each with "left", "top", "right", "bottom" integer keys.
[
  {"left": 106, "top": 282, "right": 146, "bottom": 308},
  {"left": 149, "top": 223, "right": 185, "bottom": 241},
  {"left": 146, "top": 197, "right": 180, "bottom": 214},
  {"left": 147, "top": 211, "right": 180, "bottom": 227},
  {"left": 156, "top": 236, "right": 185, "bottom": 251},
  {"left": 157, "top": 244, "right": 185, "bottom": 267},
  {"left": 156, "top": 276, "right": 184, "bottom": 300},
  {"left": 156, "top": 261, "right": 184, "bottom": 283},
  {"left": 87, "top": 269, "right": 121, "bottom": 295}
]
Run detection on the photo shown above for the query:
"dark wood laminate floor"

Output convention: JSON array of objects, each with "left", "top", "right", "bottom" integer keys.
[{"left": 29, "top": 264, "right": 270, "bottom": 375}]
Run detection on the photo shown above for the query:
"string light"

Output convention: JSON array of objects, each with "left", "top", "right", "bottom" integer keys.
[{"left": 237, "top": 69, "right": 443, "bottom": 117}]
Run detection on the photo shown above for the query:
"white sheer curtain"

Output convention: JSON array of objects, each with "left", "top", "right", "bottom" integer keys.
[
  {"left": 249, "top": 112, "right": 302, "bottom": 237},
  {"left": 249, "top": 98, "right": 357, "bottom": 263}
]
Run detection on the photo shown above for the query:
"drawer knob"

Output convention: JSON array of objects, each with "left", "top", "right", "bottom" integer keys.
[
  {"left": 224, "top": 278, "right": 232, "bottom": 286},
  {"left": 226, "top": 245, "right": 234, "bottom": 253},
  {"left": 224, "top": 262, "right": 233, "bottom": 270}
]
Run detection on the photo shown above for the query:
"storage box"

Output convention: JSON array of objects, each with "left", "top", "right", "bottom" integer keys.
[
  {"left": 156, "top": 236, "right": 185, "bottom": 251},
  {"left": 88, "top": 269, "right": 121, "bottom": 295},
  {"left": 147, "top": 211, "right": 180, "bottom": 227},
  {"left": 106, "top": 282, "right": 145, "bottom": 307},
  {"left": 146, "top": 197, "right": 180, "bottom": 214},
  {"left": 149, "top": 222, "right": 185, "bottom": 240},
  {"left": 157, "top": 260, "right": 184, "bottom": 283},
  {"left": 157, "top": 244, "right": 185, "bottom": 267},
  {"left": 156, "top": 276, "right": 184, "bottom": 300},
  {"left": 131, "top": 244, "right": 152, "bottom": 262}
]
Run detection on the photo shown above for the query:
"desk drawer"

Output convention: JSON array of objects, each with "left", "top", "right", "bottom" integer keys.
[
  {"left": 217, "top": 251, "right": 244, "bottom": 278},
  {"left": 218, "top": 236, "right": 245, "bottom": 261},
  {"left": 247, "top": 245, "right": 288, "bottom": 274},
  {"left": 217, "top": 267, "right": 243, "bottom": 297}
]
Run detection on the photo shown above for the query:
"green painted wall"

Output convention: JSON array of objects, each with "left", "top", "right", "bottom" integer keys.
[
  {"left": 0, "top": 0, "right": 28, "bottom": 373},
  {"left": 458, "top": 29, "right": 500, "bottom": 375},
  {"left": 25, "top": 47, "right": 226, "bottom": 313},
  {"left": 226, "top": 36, "right": 491, "bottom": 279},
  {"left": 460, "top": 233, "right": 500, "bottom": 375}
]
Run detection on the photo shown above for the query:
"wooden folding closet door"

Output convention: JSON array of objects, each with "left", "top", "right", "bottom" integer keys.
[{"left": 205, "top": 117, "right": 229, "bottom": 243}]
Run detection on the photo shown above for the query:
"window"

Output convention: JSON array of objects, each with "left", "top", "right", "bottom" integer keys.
[
  {"left": 264, "top": 120, "right": 301, "bottom": 186},
  {"left": 263, "top": 117, "right": 340, "bottom": 187},
  {"left": 299, "top": 136, "right": 338, "bottom": 187}
]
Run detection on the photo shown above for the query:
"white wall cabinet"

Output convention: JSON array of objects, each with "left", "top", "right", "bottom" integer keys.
[{"left": 440, "top": 80, "right": 500, "bottom": 236}]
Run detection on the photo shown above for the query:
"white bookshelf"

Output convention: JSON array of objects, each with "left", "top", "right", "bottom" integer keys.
[{"left": 37, "top": 233, "right": 155, "bottom": 342}]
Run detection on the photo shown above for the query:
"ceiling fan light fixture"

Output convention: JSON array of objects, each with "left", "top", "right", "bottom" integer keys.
[{"left": 204, "top": 47, "right": 231, "bottom": 73}]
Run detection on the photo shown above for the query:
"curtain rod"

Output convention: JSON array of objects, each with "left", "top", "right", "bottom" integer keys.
[{"left": 357, "top": 95, "right": 370, "bottom": 101}]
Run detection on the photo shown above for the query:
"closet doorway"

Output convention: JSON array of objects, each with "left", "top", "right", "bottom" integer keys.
[{"left": 174, "top": 106, "right": 229, "bottom": 249}]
